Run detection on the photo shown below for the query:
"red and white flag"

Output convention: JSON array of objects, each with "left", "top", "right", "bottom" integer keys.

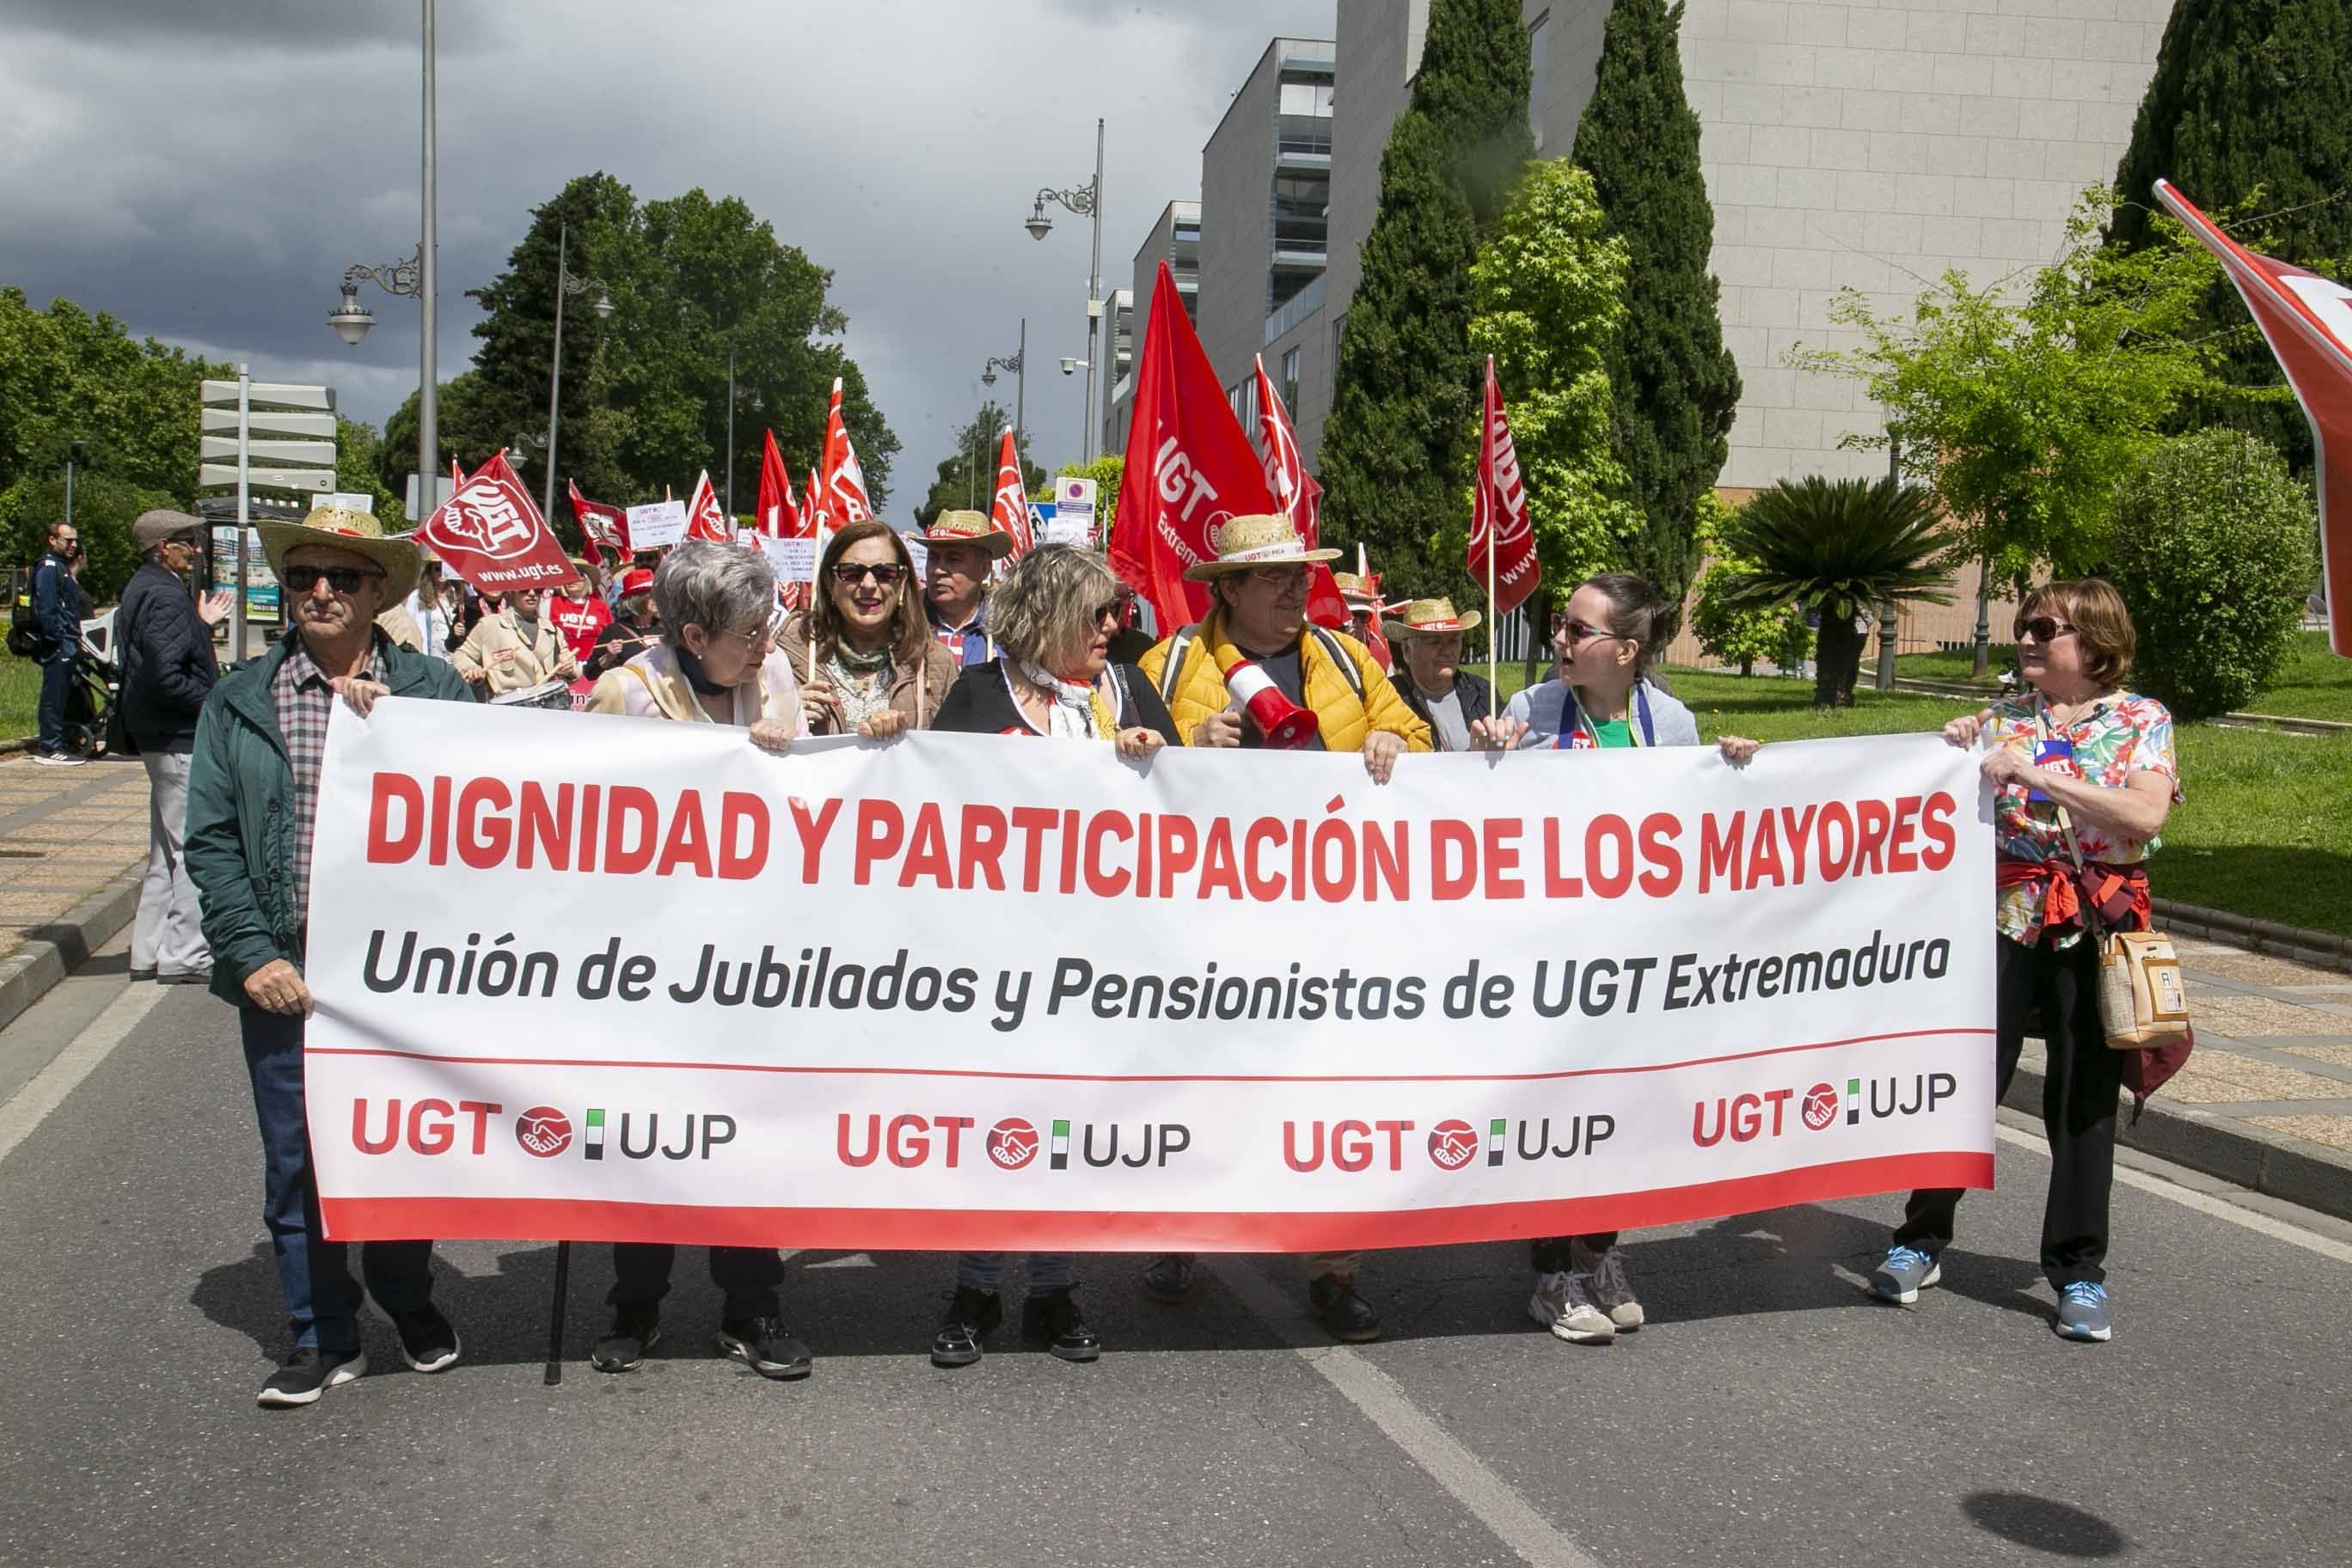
[
  {"left": 755, "top": 430, "right": 801, "bottom": 539},
  {"left": 1467, "top": 357, "right": 1540, "bottom": 616},
  {"left": 989, "top": 426, "right": 1033, "bottom": 558},
  {"left": 818, "top": 378, "right": 873, "bottom": 529},
  {"left": 418, "top": 451, "right": 579, "bottom": 595},
  {"left": 2158, "top": 179, "right": 2352, "bottom": 655},
  {"left": 683, "top": 469, "right": 730, "bottom": 542},
  {"left": 1253, "top": 352, "right": 1349, "bottom": 631},
  {"left": 1112, "top": 260, "right": 1278, "bottom": 633},
  {"left": 567, "top": 479, "right": 629, "bottom": 567}
]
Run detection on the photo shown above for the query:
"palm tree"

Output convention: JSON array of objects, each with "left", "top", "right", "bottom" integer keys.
[{"left": 1712, "top": 477, "right": 1952, "bottom": 707}]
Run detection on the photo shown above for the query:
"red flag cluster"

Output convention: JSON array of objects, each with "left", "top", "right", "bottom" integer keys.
[{"left": 1253, "top": 352, "right": 1348, "bottom": 629}]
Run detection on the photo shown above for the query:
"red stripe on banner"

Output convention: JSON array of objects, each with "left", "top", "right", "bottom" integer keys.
[
  {"left": 322, "top": 1151, "right": 1994, "bottom": 1248},
  {"left": 303, "top": 1026, "right": 1993, "bottom": 1085}
]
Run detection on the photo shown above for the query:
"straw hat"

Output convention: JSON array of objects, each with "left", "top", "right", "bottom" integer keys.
[
  {"left": 1181, "top": 513, "right": 1342, "bottom": 582},
  {"left": 1383, "top": 597, "right": 1482, "bottom": 638},
  {"left": 255, "top": 504, "right": 420, "bottom": 604},
  {"left": 1331, "top": 570, "right": 1384, "bottom": 606},
  {"left": 910, "top": 508, "right": 1015, "bottom": 559}
]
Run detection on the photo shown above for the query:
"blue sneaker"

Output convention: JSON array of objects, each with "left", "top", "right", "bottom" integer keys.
[
  {"left": 1867, "top": 1245, "right": 1941, "bottom": 1303},
  {"left": 2055, "top": 1281, "right": 2112, "bottom": 1342}
]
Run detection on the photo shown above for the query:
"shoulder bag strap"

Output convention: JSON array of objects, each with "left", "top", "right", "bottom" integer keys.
[
  {"left": 1308, "top": 624, "right": 1366, "bottom": 703},
  {"left": 1157, "top": 627, "right": 1197, "bottom": 707}
]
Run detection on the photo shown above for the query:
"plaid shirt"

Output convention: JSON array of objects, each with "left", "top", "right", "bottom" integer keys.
[{"left": 272, "top": 637, "right": 383, "bottom": 927}]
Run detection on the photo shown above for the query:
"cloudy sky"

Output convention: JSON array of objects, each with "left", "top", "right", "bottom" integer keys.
[{"left": 0, "top": 0, "right": 1333, "bottom": 503}]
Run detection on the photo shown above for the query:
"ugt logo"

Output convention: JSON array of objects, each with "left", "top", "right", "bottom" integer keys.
[{"left": 437, "top": 477, "right": 534, "bottom": 558}]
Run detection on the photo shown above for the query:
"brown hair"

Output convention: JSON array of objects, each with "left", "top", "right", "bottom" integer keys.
[
  {"left": 1580, "top": 572, "right": 1671, "bottom": 679},
  {"left": 2018, "top": 577, "right": 2135, "bottom": 687},
  {"left": 810, "top": 518, "right": 931, "bottom": 666}
]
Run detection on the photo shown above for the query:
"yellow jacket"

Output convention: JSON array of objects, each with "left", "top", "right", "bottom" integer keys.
[{"left": 1140, "top": 609, "right": 1432, "bottom": 753}]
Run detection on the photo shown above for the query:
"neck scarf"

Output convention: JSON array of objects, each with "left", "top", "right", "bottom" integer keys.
[
  {"left": 824, "top": 646, "right": 895, "bottom": 730},
  {"left": 1012, "top": 660, "right": 1118, "bottom": 741}
]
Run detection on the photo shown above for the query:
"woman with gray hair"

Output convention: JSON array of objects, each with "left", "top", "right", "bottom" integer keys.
[
  {"left": 921, "top": 545, "right": 1176, "bottom": 1374},
  {"left": 579, "top": 539, "right": 812, "bottom": 1381}
]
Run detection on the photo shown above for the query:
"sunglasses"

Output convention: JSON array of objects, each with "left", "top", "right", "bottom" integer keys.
[
  {"left": 830, "top": 562, "right": 909, "bottom": 588},
  {"left": 283, "top": 564, "right": 385, "bottom": 594},
  {"left": 1092, "top": 591, "right": 1136, "bottom": 625},
  {"left": 1560, "top": 618, "right": 1618, "bottom": 646},
  {"left": 2014, "top": 616, "right": 2076, "bottom": 643}
]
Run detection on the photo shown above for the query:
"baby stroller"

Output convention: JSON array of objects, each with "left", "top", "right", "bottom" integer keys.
[{"left": 57, "top": 637, "right": 121, "bottom": 761}]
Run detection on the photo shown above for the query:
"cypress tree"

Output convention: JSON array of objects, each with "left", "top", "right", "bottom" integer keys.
[
  {"left": 1320, "top": 0, "right": 1533, "bottom": 588},
  {"left": 1571, "top": 0, "right": 1741, "bottom": 639},
  {"left": 2110, "top": 0, "right": 2352, "bottom": 467}
]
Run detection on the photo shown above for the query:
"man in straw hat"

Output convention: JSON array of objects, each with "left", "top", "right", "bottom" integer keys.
[
  {"left": 184, "top": 503, "right": 475, "bottom": 1408},
  {"left": 910, "top": 508, "right": 1014, "bottom": 669},
  {"left": 1136, "top": 513, "right": 1429, "bottom": 1343},
  {"left": 1329, "top": 568, "right": 1393, "bottom": 673},
  {"left": 1384, "top": 597, "right": 1491, "bottom": 754}
]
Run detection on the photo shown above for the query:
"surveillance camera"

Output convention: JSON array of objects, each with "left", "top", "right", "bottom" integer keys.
[{"left": 1060, "top": 357, "right": 1081, "bottom": 377}]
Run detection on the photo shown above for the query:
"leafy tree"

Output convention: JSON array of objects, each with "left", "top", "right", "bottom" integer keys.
[
  {"left": 1792, "top": 190, "right": 2231, "bottom": 592},
  {"left": 1688, "top": 491, "right": 1811, "bottom": 677},
  {"left": 1712, "top": 477, "right": 1951, "bottom": 707},
  {"left": 1320, "top": 0, "right": 1534, "bottom": 585},
  {"left": 1571, "top": 0, "right": 1741, "bottom": 640},
  {"left": 0, "top": 287, "right": 231, "bottom": 505},
  {"left": 2110, "top": 0, "right": 2352, "bottom": 468},
  {"left": 2106, "top": 429, "right": 2318, "bottom": 720},
  {"left": 1466, "top": 159, "right": 1638, "bottom": 602},
  {"left": 334, "top": 417, "right": 405, "bottom": 529},
  {"left": 0, "top": 469, "right": 175, "bottom": 605},
  {"left": 377, "top": 370, "right": 495, "bottom": 500},
  {"left": 912, "top": 400, "right": 1044, "bottom": 528}
]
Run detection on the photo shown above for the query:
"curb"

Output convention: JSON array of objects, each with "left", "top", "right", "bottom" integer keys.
[
  {"left": 2156, "top": 897, "right": 2352, "bottom": 975},
  {"left": 0, "top": 869, "right": 142, "bottom": 1036},
  {"left": 2006, "top": 1060, "right": 2352, "bottom": 1223}
]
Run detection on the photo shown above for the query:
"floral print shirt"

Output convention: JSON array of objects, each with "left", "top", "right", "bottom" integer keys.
[{"left": 1988, "top": 689, "right": 2181, "bottom": 946}]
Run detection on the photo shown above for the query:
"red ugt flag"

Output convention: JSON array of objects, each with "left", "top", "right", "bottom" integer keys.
[
  {"left": 989, "top": 427, "right": 1033, "bottom": 558},
  {"left": 683, "top": 469, "right": 730, "bottom": 542},
  {"left": 419, "top": 451, "right": 579, "bottom": 594},
  {"left": 567, "top": 479, "right": 629, "bottom": 567},
  {"left": 756, "top": 431, "right": 801, "bottom": 539},
  {"left": 1467, "top": 357, "right": 1540, "bottom": 616},
  {"left": 819, "top": 378, "right": 873, "bottom": 528},
  {"left": 2158, "top": 180, "right": 2352, "bottom": 656},
  {"left": 1112, "top": 260, "right": 1277, "bottom": 633},
  {"left": 1253, "top": 352, "right": 1348, "bottom": 631}
]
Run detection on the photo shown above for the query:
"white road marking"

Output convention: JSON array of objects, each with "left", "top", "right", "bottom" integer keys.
[
  {"left": 1994, "top": 1123, "right": 2352, "bottom": 1265},
  {"left": 1207, "top": 1257, "right": 1606, "bottom": 1568},
  {"left": 0, "top": 981, "right": 168, "bottom": 1166}
]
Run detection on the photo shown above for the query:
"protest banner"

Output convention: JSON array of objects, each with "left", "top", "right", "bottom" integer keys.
[
  {"left": 625, "top": 499, "right": 688, "bottom": 551},
  {"left": 303, "top": 708, "right": 1995, "bottom": 1252}
]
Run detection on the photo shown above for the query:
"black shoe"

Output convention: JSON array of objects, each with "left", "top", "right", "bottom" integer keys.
[
  {"left": 129, "top": 967, "right": 156, "bottom": 982},
  {"left": 930, "top": 1285, "right": 1003, "bottom": 1368},
  {"left": 156, "top": 968, "right": 211, "bottom": 986},
  {"left": 256, "top": 1345, "right": 366, "bottom": 1408},
  {"left": 390, "top": 1303, "right": 461, "bottom": 1373},
  {"left": 1020, "top": 1287, "right": 1102, "bottom": 1363},
  {"left": 717, "top": 1315, "right": 813, "bottom": 1380},
  {"left": 1308, "top": 1273, "right": 1383, "bottom": 1343},
  {"left": 1141, "top": 1253, "right": 1195, "bottom": 1304},
  {"left": 590, "top": 1307, "right": 661, "bottom": 1372}
]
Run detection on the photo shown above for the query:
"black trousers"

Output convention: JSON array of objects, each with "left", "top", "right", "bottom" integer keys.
[
  {"left": 1895, "top": 933, "right": 2120, "bottom": 1287},
  {"left": 1529, "top": 1234, "right": 1619, "bottom": 1272},
  {"left": 608, "top": 1244, "right": 783, "bottom": 1320}
]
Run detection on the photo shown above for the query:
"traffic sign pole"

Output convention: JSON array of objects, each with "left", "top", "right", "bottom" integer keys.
[{"left": 236, "top": 366, "right": 250, "bottom": 659}]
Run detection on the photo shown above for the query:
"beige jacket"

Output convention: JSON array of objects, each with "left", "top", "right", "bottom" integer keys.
[
  {"left": 452, "top": 605, "right": 577, "bottom": 695},
  {"left": 776, "top": 612, "right": 954, "bottom": 733},
  {"left": 584, "top": 641, "right": 804, "bottom": 730}
]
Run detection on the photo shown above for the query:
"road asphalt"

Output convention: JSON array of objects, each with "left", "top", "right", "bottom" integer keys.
[{"left": 2, "top": 937, "right": 2346, "bottom": 1568}]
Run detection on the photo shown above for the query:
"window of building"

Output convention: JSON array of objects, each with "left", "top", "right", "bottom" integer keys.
[
  {"left": 1528, "top": 13, "right": 1550, "bottom": 150},
  {"left": 1281, "top": 346, "right": 1302, "bottom": 416},
  {"left": 1278, "top": 81, "right": 1334, "bottom": 119}
]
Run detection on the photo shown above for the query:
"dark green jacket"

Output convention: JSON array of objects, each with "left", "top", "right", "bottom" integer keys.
[{"left": 185, "top": 630, "right": 475, "bottom": 1008}]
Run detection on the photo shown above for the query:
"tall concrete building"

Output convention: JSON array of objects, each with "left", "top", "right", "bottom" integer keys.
[
  {"left": 1115, "top": 0, "right": 2170, "bottom": 499},
  {"left": 1102, "top": 199, "right": 1203, "bottom": 456}
]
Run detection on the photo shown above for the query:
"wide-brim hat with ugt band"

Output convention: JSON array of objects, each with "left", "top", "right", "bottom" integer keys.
[
  {"left": 1180, "top": 513, "right": 1343, "bottom": 582},
  {"left": 255, "top": 504, "right": 420, "bottom": 605},
  {"left": 1382, "top": 597, "right": 1482, "bottom": 638},
  {"left": 909, "top": 508, "right": 1015, "bottom": 559}
]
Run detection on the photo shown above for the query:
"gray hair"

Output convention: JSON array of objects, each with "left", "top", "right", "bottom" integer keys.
[
  {"left": 988, "top": 544, "right": 1121, "bottom": 672},
  {"left": 652, "top": 540, "right": 776, "bottom": 642}
]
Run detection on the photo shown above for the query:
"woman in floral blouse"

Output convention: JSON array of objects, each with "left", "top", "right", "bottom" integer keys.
[{"left": 1868, "top": 579, "right": 2179, "bottom": 1344}]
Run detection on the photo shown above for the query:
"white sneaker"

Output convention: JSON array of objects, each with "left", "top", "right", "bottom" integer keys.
[
  {"left": 1572, "top": 1237, "right": 1645, "bottom": 1331},
  {"left": 1528, "top": 1269, "right": 1614, "bottom": 1344},
  {"left": 32, "top": 750, "right": 86, "bottom": 767}
]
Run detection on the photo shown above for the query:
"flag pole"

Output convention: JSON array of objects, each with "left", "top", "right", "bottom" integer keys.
[{"left": 1487, "top": 536, "right": 1498, "bottom": 721}]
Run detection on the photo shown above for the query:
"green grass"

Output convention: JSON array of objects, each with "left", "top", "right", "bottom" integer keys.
[
  {"left": 0, "top": 658, "right": 39, "bottom": 740},
  {"left": 2245, "top": 631, "right": 2352, "bottom": 723},
  {"left": 1895, "top": 646, "right": 2008, "bottom": 689},
  {"left": 1494, "top": 663, "right": 2352, "bottom": 939}
]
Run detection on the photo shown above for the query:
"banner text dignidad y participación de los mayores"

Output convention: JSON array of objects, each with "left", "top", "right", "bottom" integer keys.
[{"left": 305, "top": 701, "right": 1997, "bottom": 1252}]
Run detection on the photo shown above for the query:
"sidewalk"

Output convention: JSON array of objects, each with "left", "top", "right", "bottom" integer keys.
[{"left": 0, "top": 755, "right": 150, "bottom": 970}]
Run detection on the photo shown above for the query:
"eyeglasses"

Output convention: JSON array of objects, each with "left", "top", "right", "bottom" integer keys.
[
  {"left": 1561, "top": 618, "right": 1618, "bottom": 646},
  {"left": 1243, "top": 566, "right": 1310, "bottom": 591},
  {"left": 830, "top": 561, "right": 908, "bottom": 588},
  {"left": 2014, "top": 616, "right": 2077, "bottom": 643},
  {"left": 283, "top": 564, "right": 385, "bottom": 594}
]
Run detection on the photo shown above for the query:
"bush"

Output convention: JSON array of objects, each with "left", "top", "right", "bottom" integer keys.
[
  {"left": 0, "top": 469, "right": 175, "bottom": 606},
  {"left": 1689, "top": 491, "right": 1810, "bottom": 676},
  {"left": 2106, "top": 430, "right": 2318, "bottom": 720}
]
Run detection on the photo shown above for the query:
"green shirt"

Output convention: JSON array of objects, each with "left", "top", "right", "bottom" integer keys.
[{"left": 1589, "top": 718, "right": 1633, "bottom": 749}]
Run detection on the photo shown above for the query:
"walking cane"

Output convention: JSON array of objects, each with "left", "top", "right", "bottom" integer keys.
[{"left": 542, "top": 1240, "right": 571, "bottom": 1386}]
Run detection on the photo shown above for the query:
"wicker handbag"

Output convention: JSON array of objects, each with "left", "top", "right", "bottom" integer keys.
[{"left": 2057, "top": 808, "right": 2192, "bottom": 1050}]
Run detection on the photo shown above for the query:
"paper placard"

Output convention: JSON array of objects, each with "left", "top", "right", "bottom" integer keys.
[
  {"left": 760, "top": 536, "right": 818, "bottom": 581},
  {"left": 626, "top": 499, "right": 688, "bottom": 550}
]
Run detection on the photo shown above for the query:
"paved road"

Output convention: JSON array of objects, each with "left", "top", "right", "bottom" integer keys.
[{"left": 3, "top": 946, "right": 2348, "bottom": 1568}]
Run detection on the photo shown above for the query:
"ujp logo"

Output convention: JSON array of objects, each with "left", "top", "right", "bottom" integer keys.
[
  {"left": 1428, "top": 1118, "right": 1479, "bottom": 1171},
  {"left": 515, "top": 1106, "right": 573, "bottom": 1157},
  {"left": 987, "top": 1118, "right": 1039, "bottom": 1170}
]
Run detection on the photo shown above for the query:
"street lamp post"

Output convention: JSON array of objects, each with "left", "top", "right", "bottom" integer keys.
[
  {"left": 726, "top": 349, "right": 736, "bottom": 518},
  {"left": 325, "top": 0, "right": 438, "bottom": 519},
  {"left": 981, "top": 317, "right": 1028, "bottom": 454},
  {"left": 542, "top": 221, "right": 613, "bottom": 528},
  {"left": 1024, "top": 119, "right": 1104, "bottom": 462}
]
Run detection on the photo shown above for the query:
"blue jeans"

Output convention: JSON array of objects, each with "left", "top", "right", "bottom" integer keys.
[
  {"left": 956, "top": 1253, "right": 1077, "bottom": 1294},
  {"left": 241, "top": 1008, "right": 436, "bottom": 1352},
  {"left": 36, "top": 652, "right": 73, "bottom": 752}
]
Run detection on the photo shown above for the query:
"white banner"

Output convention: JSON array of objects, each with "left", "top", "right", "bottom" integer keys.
[
  {"left": 303, "top": 705, "right": 1997, "bottom": 1250},
  {"left": 624, "top": 499, "right": 687, "bottom": 550}
]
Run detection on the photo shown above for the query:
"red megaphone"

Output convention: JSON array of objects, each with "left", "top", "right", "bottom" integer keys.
[{"left": 1221, "top": 653, "right": 1321, "bottom": 749}]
